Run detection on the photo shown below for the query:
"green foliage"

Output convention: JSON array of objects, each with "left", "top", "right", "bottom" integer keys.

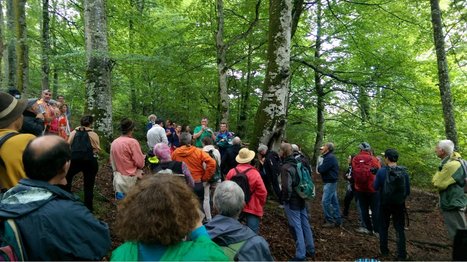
[{"left": 1, "top": 0, "right": 465, "bottom": 190}]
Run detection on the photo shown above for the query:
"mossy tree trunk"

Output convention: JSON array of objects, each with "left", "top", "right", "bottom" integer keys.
[
  {"left": 84, "top": 0, "right": 113, "bottom": 150},
  {"left": 429, "top": 0, "right": 458, "bottom": 148},
  {"left": 252, "top": 0, "right": 292, "bottom": 151}
]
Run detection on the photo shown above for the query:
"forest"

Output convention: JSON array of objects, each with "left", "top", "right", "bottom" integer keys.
[{"left": 1, "top": 0, "right": 466, "bottom": 189}]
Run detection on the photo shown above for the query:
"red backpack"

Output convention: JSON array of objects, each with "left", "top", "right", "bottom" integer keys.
[{"left": 352, "top": 154, "right": 377, "bottom": 192}]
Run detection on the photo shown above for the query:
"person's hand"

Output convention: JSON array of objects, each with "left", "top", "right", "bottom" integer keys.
[{"left": 36, "top": 113, "right": 44, "bottom": 120}]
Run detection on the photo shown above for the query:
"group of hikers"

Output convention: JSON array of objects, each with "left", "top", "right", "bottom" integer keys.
[{"left": 0, "top": 89, "right": 466, "bottom": 260}]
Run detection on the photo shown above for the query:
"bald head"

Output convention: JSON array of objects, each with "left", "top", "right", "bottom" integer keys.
[
  {"left": 23, "top": 136, "right": 71, "bottom": 183},
  {"left": 280, "top": 143, "right": 293, "bottom": 157}
]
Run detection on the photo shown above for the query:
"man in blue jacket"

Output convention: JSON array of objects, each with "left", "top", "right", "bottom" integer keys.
[
  {"left": 374, "top": 148, "right": 410, "bottom": 260},
  {"left": 317, "top": 142, "right": 342, "bottom": 227},
  {"left": 0, "top": 135, "right": 111, "bottom": 260}
]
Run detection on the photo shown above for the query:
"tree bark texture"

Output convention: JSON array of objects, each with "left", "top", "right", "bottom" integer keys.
[
  {"left": 216, "top": 0, "right": 230, "bottom": 125},
  {"left": 252, "top": 0, "right": 292, "bottom": 151},
  {"left": 237, "top": 43, "right": 253, "bottom": 139},
  {"left": 84, "top": 0, "right": 113, "bottom": 147},
  {"left": 311, "top": 0, "right": 324, "bottom": 167},
  {"left": 0, "top": 1, "right": 4, "bottom": 87},
  {"left": 6, "top": 0, "right": 16, "bottom": 89},
  {"left": 15, "top": 0, "right": 28, "bottom": 92},
  {"left": 429, "top": 0, "right": 458, "bottom": 147},
  {"left": 41, "top": 0, "right": 50, "bottom": 91}
]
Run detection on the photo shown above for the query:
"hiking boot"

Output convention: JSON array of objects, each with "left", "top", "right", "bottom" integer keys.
[
  {"left": 306, "top": 250, "right": 316, "bottom": 260},
  {"left": 356, "top": 227, "right": 370, "bottom": 234},
  {"left": 322, "top": 222, "right": 336, "bottom": 228},
  {"left": 289, "top": 257, "right": 306, "bottom": 261}
]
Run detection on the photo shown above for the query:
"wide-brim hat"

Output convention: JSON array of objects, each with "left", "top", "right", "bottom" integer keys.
[
  {"left": 236, "top": 148, "right": 256, "bottom": 164},
  {"left": 0, "top": 92, "right": 28, "bottom": 128}
]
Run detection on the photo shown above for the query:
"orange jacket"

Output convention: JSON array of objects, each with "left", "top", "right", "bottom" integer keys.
[{"left": 172, "top": 145, "right": 216, "bottom": 182}]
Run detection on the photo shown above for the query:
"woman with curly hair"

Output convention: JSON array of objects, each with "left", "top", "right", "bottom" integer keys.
[{"left": 111, "top": 175, "right": 228, "bottom": 261}]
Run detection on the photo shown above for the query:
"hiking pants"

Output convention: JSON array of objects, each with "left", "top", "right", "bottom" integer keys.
[
  {"left": 356, "top": 191, "right": 379, "bottom": 233},
  {"left": 442, "top": 208, "right": 467, "bottom": 240},
  {"left": 322, "top": 182, "right": 342, "bottom": 225},
  {"left": 284, "top": 204, "right": 315, "bottom": 259},
  {"left": 344, "top": 182, "right": 364, "bottom": 226},
  {"left": 65, "top": 158, "right": 98, "bottom": 211},
  {"left": 380, "top": 203, "right": 406, "bottom": 259}
]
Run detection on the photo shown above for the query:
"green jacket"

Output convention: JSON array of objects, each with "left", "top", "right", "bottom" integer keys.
[
  {"left": 111, "top": 235, "right": 228, "bottom": 261},
  {"left": 432, "top": 152, "right": 467, "bottom": 211}
]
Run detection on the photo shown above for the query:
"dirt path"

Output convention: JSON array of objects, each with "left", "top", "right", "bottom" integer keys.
[{"left": 79, "top": 164, "right": 453, "bottom": 261}]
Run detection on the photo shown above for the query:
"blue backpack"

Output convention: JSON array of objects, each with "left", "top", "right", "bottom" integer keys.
[
  {"left": 294, "top": 162, "right": 315, "bottom": 200},
  {"left": 0, "top": 219, "right": 26, "bottom": 261}
]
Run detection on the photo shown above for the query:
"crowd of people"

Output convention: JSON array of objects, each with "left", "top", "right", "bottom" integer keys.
[{"left": 0, "top": 89, "right": 466, "bottom": 260}]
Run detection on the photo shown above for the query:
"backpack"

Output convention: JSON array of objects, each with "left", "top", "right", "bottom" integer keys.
[
  {"left": 381, "top": 166, "right": 407, "bottom": 205},
  {"left": 0, "top": 219, "right": 26, "bottom": 261},
  {"left": 207, "top": 150, "right": 221, "bottom": 183},
  {"left": 0, "top": 133, "right": 19, "bottom": 170},
  {"left": 220, "top": 240, "right": 247, "bottom": 261},
  {"left": 294, "top": 161, "right": 315, "bottom": 200},
  {"left": 70, "top": 128, "right": 94, "bottom": 161},
  {"left": 152, "top": 161, "right": 183, "bottom": 175},
  {"left": 231, "top": 167, "right": 254, "bottom": 203},
  {"left": 352, "top": 156, "right": 376, "bottom": 192},
  {"left": 456, "top": 158, "right": 467, "bottom": 193}
]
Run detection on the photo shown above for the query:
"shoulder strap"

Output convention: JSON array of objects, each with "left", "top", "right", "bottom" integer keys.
[
  {"left": 0, "top": 132, "right": 19, "bottom": 149},
  {"left": 5, "top": 219, "right": 26, "bottom": 261},
  {"left": 0, "top": 132, "right": 20, "bottom": 169}
]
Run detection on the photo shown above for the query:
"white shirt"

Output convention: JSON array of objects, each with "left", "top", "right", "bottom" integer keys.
[{"left": 147, "top": 124, "right": 168, "bottom": 149}]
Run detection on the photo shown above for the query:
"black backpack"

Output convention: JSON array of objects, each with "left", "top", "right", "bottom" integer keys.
[
  {"left": 70, "top": 128, "right": 94, "bottom": 161},
  {"left": 231, "top": 167, "right": 254, "bottom": 203},
  {"left": 381, "top": 166, "right": 407, "bottom": 205}
]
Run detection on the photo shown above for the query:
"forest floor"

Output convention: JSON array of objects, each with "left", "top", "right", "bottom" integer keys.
[{"left": 75, "top": 163, "right": 454, "bottom": 261}]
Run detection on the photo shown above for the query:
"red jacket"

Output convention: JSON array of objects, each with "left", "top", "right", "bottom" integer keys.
[{"left": 226, "top": 163, "right": 267, "bottom": 217}]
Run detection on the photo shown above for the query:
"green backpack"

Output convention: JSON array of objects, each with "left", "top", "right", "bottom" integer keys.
[
  {"left": 220, "top": 240, "right": 246, "bottom": 261},
  {"left": 294, "top": 162, "right": 316, "bottom": 200},
  {"left": 0, "top": 219, "right": 26, "bottom": 261}
]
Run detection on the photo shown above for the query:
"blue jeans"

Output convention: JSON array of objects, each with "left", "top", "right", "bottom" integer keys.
[
  {"left": 322, "top": 182, "right": 342, "bottom": 224},
  {"left": 284, "top": 204, "right": 315, "bottom": 259},
  {"left": 241, "top": 212, "right": 260, "bottom": 233}
]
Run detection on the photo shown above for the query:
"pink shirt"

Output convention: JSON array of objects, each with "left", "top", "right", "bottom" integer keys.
[{"left": 110, "top": 136, "right": 145, "bottom": 176}]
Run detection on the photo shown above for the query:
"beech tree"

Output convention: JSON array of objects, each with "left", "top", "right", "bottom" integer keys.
[
  {"left": 84, "top": 0, "right": 113, "bottom": 145},
  {"left": 252, "top": 0, "right": 293, "bottom": 150},
  {"left": 15, "top": 0, "right": 27, "bottom": 92},
  {"left": 429, "top": 0, "right": 458, "bottom": 147}
]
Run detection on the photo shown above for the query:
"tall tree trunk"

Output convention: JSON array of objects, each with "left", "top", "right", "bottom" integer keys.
[
  {"left": 51, "top": 0, "right": 59, "bottom": 96},
  {"left": 429, "top": 0, "right": 458, "bottom": 147},
  {"left": 311, "top": 0, "right": 324, "bottom": 167},
  {"left": 15, "top": 0, "right": 28, "bottom": 93},
  {"left": 5, "top": 0, "right": 16, "bottom": 89},
  {"left": 237, "top": 43, "right": 253, "bottom": 138},
  {"left": 357, "top": 86, "right": 370, "bottom": 122},
  {"left": 129, "top": 0, "right": 137, "bottom": 113},
  {"left": 252, "top": 0, "right": 292, "bottom": 151},
  {"left": 84, "top": 0, "right": 113, "bottom": 148},
  {"left": 216, "top": 0, "right": 229, "bottom": 125},
  {"left": 41, "top": 0, "right": 50, "bottom": 91},
  {"left": 0, "top": 1, "right": 4, "bottom": 88}
]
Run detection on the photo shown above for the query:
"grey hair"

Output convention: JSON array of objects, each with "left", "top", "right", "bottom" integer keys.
[
  {"left": 213, "top": 181, "right": 244, "bottom": 218},
  {"left": 437, "top": 140, "right": 454, "bottom": 156},
  {"left": 258, "top": 143, "right": 268, "bottom": 153},
  {"left": 326, "top": 142, "right": 335, "bottom": 152},
  {"left": 232, "top": 136, "right": 241, "bottom": 145},
  {"left": 180, "top": 132, "right": 192, "bottom": 146},
  {"left": 291, "top": 144, "right": 299, "bottom": 152}
]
